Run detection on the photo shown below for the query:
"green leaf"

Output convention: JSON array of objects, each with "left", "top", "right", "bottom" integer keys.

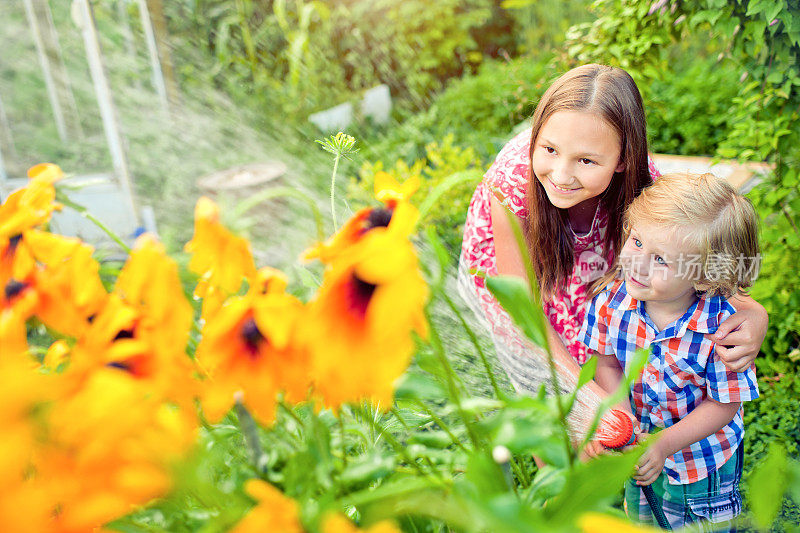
[
  {"left": 544, "top": 448, "right": 644, "bottom": 523},
  {"left": 576, "top": 355, "right": 598, "bottom": 390},
  {"left": 417, "top": 169, "right": 483, "bottom": 222},
  {"left": 747, "top": 444, "right": 790, "bottom": 528},
  {"left": 394, "top": 371, "right": 447, "bottom": 401},
  {"left": 485, "top": 275, "right": 548, "bottom": 348},
  {"left": 339, "top": 453, "right": 395, "bottom": 487}
]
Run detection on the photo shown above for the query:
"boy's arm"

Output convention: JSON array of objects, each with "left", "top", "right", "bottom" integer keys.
[
  {"left": 593, "top": 350, "right": 632, "bottom": 416},
  {"left": 582, "top": 351, "right": 631, "bottom": 459},
  {"left": 634, "top": 398, "right": 740, "bottom": 486}
]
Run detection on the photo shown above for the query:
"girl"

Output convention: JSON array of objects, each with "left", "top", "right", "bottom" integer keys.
[
  {"left": 457, "top": 64, "right": 767, "bottom": 408},
  {"left": 581, "top": 172, "right": 760, "bottom": 527}
]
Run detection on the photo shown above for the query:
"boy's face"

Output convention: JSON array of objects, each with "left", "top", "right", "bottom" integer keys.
[{"left": 619, "top": 221, "right": 699, "bottom": 308}]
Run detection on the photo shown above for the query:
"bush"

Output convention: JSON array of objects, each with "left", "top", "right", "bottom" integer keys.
[{"left": 641, "top": 55, "right": 742, "bottom": 156}]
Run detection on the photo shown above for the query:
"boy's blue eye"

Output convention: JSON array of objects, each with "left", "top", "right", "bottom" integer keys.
[
  {"left": 655, "top": 255, "right": 666, "bottom": 265},
  {"left": 633, "top": 238, "right": 642, "bottom": 247}
]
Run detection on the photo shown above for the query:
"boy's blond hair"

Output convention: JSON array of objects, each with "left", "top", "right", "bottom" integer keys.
[{"left": 591, "top": 172, "right": 760, "bottom": 298}]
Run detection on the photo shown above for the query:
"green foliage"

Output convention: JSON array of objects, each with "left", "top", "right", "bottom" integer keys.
[
  {"left": 166, "top": 0, "right": 514, "bottom": 115},
  {"left": 353, "top": 134, "right": 485, "bottom": 256},
  {"left": 641, "top": 54, "right": 742, "bottom": 156}
]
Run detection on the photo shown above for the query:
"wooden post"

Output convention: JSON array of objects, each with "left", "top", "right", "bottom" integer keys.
[
  {"left": 24, "top": 0, "right": 68, "bottom": 142},
  {"left": 117, "top": 0, "right": 142, "bottom": 89},
  {"left": 135, "top": 0, "right": 168, "bottom": 112},
  {"left": 73, "top": 0, "right": 140, "bottom": 226},
  {"left": 144, "top": 0, "right": 179, "bottom": 105}
]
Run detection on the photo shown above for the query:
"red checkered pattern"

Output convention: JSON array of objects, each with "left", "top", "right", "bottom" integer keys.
[{"left": 580, "top": 279, "right": 759, "bottom": 484}]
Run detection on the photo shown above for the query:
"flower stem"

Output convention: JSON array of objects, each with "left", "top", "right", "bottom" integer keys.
[
  {"left": 330, "top": 153, "right": 341, "bottom": 232},
  {"left": 424, "top": 308, "right": 482, "bottom": 450},
  {"left": 57, "top": 194, "right": 131, "bottom": 253},
  {"left": 441, "top": 291, "right": 503, "bottom": 399},
  {"left": 235, "top": 399, "right": 267, "bottom": 473}
]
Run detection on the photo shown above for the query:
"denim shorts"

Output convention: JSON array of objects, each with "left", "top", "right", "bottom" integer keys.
[{"left": 625, "top": 445, "right": 744, "bottom": 531}]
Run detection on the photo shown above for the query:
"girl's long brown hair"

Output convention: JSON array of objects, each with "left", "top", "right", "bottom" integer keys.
[{"left": 525, "top": 64, "right": 652, "bottom": 299}]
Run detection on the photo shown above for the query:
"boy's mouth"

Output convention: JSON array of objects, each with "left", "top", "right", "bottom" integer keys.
[{"left": 627, "top": 275, "right": 648, "bottom": 288}]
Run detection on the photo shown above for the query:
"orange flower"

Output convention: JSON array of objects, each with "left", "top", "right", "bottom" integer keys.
[
  {"left": 70, "top": 235, "right": 197, "bottom": 407},
  {"left": 196, "top": 273, "right": 308, "bottom": 425},
  {"left": 185, "top": 197, "right": 256, "bottom": 319},
  {"left": 322, "top": 513, "right": 401, "bottom": 533},
  {"left": 303, "top": 200, "right": 417, "bottom": 265},
  {"left": 0, "top": 163, "right": 63, "bottom": 238},
  {"left": 40, "top": 368, "right": 196, "bottom": 533},
  {"left": 0, "top": 357, "right": 57, "bottom": 532},
  {"left": 24, "top": 229, "right": 107, "bottom": 337},
  {"left": 303, "top": 224, "right": 427, "bottom": 410},
  {"left": 230, "top": 480, "right": 304, "bottom": 533},
  {"left": 0, "top": 269, "right": 38, "bottom": 357}
]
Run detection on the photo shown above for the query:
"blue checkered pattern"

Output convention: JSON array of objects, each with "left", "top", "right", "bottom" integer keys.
[{"left": 579, "top": 279, "right": 759, "bottom": 485}]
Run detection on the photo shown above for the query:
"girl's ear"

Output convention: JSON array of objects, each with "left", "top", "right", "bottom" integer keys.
[{"left": 615, "top": 160, "right": 626, "bottom": 173}]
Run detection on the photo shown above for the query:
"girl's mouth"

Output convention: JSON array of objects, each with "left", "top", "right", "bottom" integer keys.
[{"left": 548, "top": 178, "right": 581, "bottom": 193}]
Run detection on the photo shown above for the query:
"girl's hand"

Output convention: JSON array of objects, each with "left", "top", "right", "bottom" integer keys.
[
  {"left": 580, "top": 440, "right": 609, "bottom": 461},
  {"left": 706, "top": 305, "right": 768, "bottom": 372},
  {"left": 634, "top": 438, "right": 667, "bottom": 486}
]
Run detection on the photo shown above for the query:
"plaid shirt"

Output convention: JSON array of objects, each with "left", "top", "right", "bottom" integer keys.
[{"left": 580, "top": 279, "right": 759, "bottom": 484}]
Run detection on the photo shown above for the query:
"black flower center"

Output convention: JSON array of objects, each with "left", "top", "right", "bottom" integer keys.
[
  {"left": 241, "top": 318, "right": 266, "bottom": 355},
  {"left": 113, "top": 329, "right": 135, "bottom": 340},
  {"left": 107, "top": 361, "right": 133, "bottom": 372},
  {"left": 347, "top": 273, "right": 376, "bottom": 318},
  {"left": 8, "top": 234, "right": 22, "bottom": 250},
  {"left": 365, "top": 208, "right": 393, "bottom": 230},
  {"left": 4, "top": 279, "right": 27, "bottom": 301}
]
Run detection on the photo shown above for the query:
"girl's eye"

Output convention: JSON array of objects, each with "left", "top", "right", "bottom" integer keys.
[
  {"left": 655, "top": 255, "right": 667, "bottom": 265},
  {"left": 633, "top": 238, "right": 642, "bottom": 248},
  {"left": 543, "top": 146, "right": 556, "bottom": 154},
  {"left": 579, "top": 158, "right": 596, "bottom": 165}
]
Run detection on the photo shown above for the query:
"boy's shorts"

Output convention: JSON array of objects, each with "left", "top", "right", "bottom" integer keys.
[{"left": 625, "top": 445, "right": 744, "bottom": 531}]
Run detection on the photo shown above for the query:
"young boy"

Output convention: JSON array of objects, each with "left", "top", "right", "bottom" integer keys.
[{"left": 580, "top": 172, "right": 760, "bottom": 528}]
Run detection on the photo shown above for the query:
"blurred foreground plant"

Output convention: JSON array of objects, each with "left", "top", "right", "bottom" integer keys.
[{"left": 4, "top": 156, "right": 796, "bottom": 532}]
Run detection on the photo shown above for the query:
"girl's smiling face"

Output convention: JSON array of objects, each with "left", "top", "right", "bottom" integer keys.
[
  {"left": 619, "top": 221, "right": 699, "bottom": 310},
  {"left": 532, "top": 110, "right": 625, "bottom": 211}
]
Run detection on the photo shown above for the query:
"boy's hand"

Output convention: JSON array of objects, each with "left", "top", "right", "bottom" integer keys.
[{"left": 634, "top": 437, "right": 667, "bottom": 486}]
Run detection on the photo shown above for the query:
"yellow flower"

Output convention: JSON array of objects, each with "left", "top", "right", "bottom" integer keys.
[
  {"left": 196, "top": 283, "right": 308, "bottom": 425},
  {"left": 185, "top": 197, "right": 256, "bottom": 319},
  {"left": 41, "top": 368, "right": 196, "bottom": 533},
  {"left": 0, "top": 357, "right": 57, "bottom": 532},
  {"left": 25, "top": 229, "right": 107, "bottom": 337},
  {"left": 0, "top": 268, "right": 38, "bottom": 358},
  {"left": 303, "top": 226, "right": 427, "bottom": 410},
  {"left": 303, "top": 201, "right": 417, "bottom": 265},
  {"left": 70, "top": 235, "right": 197, "bottom": 407},
  {"left": 577, "top": 512, "right": 660, "bottom": 533},
  {"left": 373, "top": 170, "right": 420, "bottom": 206},
  {"left": 230, "top": 479, "right": 305, "bottom": 533},
  {"left": 322, "top": 513, "right": 400, "bottom": 533},
  {"left": 0, "top": 163, "right": 63, "bottom": 238}
]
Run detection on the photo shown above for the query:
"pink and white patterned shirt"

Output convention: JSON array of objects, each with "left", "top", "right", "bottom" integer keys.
[{"left": 457, "top": 128, "right": 661, "bottom": 380}]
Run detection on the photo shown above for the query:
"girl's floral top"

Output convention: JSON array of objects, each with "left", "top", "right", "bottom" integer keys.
[{"left": 457, "top": 128, "right": 661, "bottom": 371}]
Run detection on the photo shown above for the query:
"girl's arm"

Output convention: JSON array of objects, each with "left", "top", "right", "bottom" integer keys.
[
  {"left": 492, "top": 196, "right": 610, "bottom": 398},
  {"left": 706, "top": 293, "right": 768, "bottom": 372},
  {"left": 634, "top": 399, "right": 740, "bottom": 486}
]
